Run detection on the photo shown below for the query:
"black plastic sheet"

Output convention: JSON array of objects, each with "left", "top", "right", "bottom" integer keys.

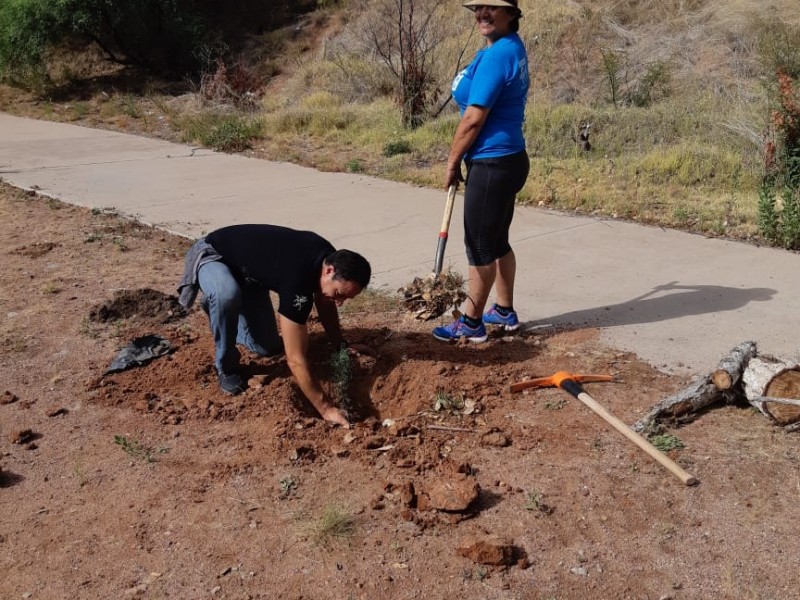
[{"left": 105, "top": 334, "right": 172, "bottom": 374}]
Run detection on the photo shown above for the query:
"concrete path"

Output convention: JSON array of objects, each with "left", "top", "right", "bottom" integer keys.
[{"left": 1, "top": 112, "right": 798, "bottom": 374}]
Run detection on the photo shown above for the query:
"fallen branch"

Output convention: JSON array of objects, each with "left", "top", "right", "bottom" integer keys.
[
  {"left": 633, "top": 341, "right": 755, "bottom": 432},
  {"left": 427, "top": 425, "right": 475, "bottom": 433},
  {"left": 632, "top": 377, "right": 721, "bottom": 432}
]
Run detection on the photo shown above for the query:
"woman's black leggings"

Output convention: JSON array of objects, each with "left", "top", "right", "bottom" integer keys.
[{"left": 463, "top": 150, "right": 530, "bottom": 266}]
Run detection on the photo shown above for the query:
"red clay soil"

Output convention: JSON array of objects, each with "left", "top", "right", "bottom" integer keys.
[{"left": 1, "top": 184, "right": 799, "bottom": 600}]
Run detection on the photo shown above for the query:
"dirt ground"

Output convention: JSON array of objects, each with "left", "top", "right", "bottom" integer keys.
[{"left": 1, "top": 183, "right": 799, "bottom": 600}]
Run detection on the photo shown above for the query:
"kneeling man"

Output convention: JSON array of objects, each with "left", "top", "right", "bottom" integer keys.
[{"left": 178, "top": 224, "right": 371, "bottom": 427}]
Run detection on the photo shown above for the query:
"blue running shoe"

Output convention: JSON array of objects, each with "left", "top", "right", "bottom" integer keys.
[
  {"left": 483, "top": 304, "right": 520, "bottom": 331},
  {"left": 433, "top": 316, "right": 488, "bottom": 343}
]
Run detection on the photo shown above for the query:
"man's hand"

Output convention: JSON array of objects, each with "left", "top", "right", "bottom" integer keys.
[
  {"left": 445, "top": 164, "right": 464, "bottom": 191},
  {"left": 346, "top": 343, "right": 376, "bottom": 358},
  {"left": 320, "top": 404, "right": 350, "bottom": 428}
]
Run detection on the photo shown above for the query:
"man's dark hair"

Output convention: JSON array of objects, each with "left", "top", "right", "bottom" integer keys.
[{"left": 325, "top": 250, "right": 371, "bottom": 288}]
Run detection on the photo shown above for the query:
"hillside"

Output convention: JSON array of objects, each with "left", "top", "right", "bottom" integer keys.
[{"left": 0, "top": 0, "right": 799, "bottom": 242}]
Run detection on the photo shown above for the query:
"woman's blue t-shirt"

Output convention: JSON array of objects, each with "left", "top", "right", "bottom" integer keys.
[{"left": 452, "top": 33, "right": 529, "bottom": 159}]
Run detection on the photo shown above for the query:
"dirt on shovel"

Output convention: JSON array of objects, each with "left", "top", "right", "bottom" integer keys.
[{"left": 397, "top": 268, "right": 467, "bottom": 320}]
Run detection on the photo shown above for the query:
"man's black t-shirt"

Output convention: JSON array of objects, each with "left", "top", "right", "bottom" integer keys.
[{"left": 205, "top": 224, "right": 335, "bottom": 324}]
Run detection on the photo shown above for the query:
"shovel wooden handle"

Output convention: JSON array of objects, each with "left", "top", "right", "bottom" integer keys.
[
  {"left": 433, "top": 185, "right": 457, "bottom": 276},
  {"left": 559, "top": 379, "right": 698, "bottom": 486}
]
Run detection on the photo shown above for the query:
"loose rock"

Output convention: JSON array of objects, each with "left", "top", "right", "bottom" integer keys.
[
  {"left": 1, "top": 390, "right": 19, "bottom": 405},
  {"left": 12, "top": 429, "right": 35, "bottom": 444},
  {"left": 457, "top": 535, "right": 514, "bottom": 565},
  {"left": 423, "top": 473, "right": 480, "bottom": 512}
]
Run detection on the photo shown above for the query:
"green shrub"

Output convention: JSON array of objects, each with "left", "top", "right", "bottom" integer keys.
[
  {"left": 0, "top": 0, "right": 64, "bottom": 85},
  {"left": 629, "top": 61, "right": 672, "bottom": 108},
  {"left": 180, "top": 113, "right": 263, "bottom": 152},
  {"left": 758, "top": 66, "right": 800, "bottom": 248},
  {"left": 757, "top": 16, "right": 800, "bottom": 80},
  {"left": 346, "top": 158, "right": 364, "bottom": 173},
  {"left": 305, "top": 504, "right": 355, "bottom": 548},
  {"left": 383, "top": 139, "right": 412, "bottom": 157},
  {"left": 781, "top": 188, "right": 800, "bottom": 249}
]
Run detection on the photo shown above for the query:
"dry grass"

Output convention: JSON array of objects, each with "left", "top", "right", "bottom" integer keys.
[{"left": 303, "top": 504, "right": 356, "bottom": 549}]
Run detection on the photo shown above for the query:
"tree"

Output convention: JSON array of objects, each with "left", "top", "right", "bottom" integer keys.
[{"left": 356, "top": 0, "right": 448, "bottom": 128}]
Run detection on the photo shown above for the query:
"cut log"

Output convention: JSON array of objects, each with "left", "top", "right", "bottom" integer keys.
[
  {"left": 710, "top": 340, "right": 756, "bottom": 390},
  {"left": 742, "top": 357, "right": 800, "bottom": 426}
]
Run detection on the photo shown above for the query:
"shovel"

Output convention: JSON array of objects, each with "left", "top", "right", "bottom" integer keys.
[
  {"left": 398, "top": 185, "right": 464, "bottom": 320},
  {"left": 432, "top": 185, "right": 457, "bottom": 277}
]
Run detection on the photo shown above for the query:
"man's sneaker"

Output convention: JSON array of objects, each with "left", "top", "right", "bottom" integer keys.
[
  {"left": 218, "top": 371, "right": 246, "bottom": 395},
  {"left": 433, "top": 316, "right": 488, "bottom": 343},
  {"left": 264, "top": 337, "right": 285, "bottom": 357},
  {"left": 483, "top": 304, "right": 520, "bottom": 331}
]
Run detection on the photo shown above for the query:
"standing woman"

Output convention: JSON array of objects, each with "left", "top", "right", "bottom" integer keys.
[{"left": 434, "top": 0, "right": 530, "bottom": 343}]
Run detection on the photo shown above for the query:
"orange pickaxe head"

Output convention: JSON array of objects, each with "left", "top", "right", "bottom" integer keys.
[{"left": 509, "top": 371, "right": 614, "bottom": 395}]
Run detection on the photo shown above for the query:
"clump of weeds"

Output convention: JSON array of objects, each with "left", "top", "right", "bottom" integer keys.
[
  {"left": 79, "top": 316, "right": 100, "bottom": 339},
  {"left": 649, "top": 433, "right": 685, "bottom": 452},
  {"left": 112, "top": 236, "right": 129, "bottom": 252},
  {"left": 433, "top": 389, "right": 465, "bottom": 413},
  {"left": 73, "top": 461, "right": 88, "bottom": 488},
  {"left": 41, "top": 281, "right": 61, "bottom": 294},
  {"left": 524, "top": 489, "right": 554, "bottom": 515},
  {"left": 1, "top": 331, "right": 28, "bottom": 353},
  {"left": 305, "top": 504, "right": 356, "bottom": 548},
  {"left": 114, "top": 435, "right": 167, "bottom": 463},
  {"left": 279, "top": 475, "right": 298, "bottom": 499},
  {"left": 461, "top": 567, "right": 488, "bottom": 581},
  {"left": 544, "top": 397, "right": 567, "bottom": 410}
]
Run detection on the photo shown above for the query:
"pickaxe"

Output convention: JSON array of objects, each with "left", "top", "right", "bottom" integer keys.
[{"left": 510, "top": 371, "right": 698, "bottom": 486}]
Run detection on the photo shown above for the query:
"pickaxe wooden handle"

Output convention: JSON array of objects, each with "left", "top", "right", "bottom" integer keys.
[{"left": 510, "top": 371, "right": 698, "bottom": 486}]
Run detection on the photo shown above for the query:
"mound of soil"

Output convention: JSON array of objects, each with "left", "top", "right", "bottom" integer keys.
[{"left": 89, "top": 288, "right": 186, "bottom": 324}]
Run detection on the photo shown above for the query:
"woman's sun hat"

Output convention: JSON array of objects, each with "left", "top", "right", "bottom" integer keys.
[{"left": 463, "top": 0, "right": 519, "bottom": 9}]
